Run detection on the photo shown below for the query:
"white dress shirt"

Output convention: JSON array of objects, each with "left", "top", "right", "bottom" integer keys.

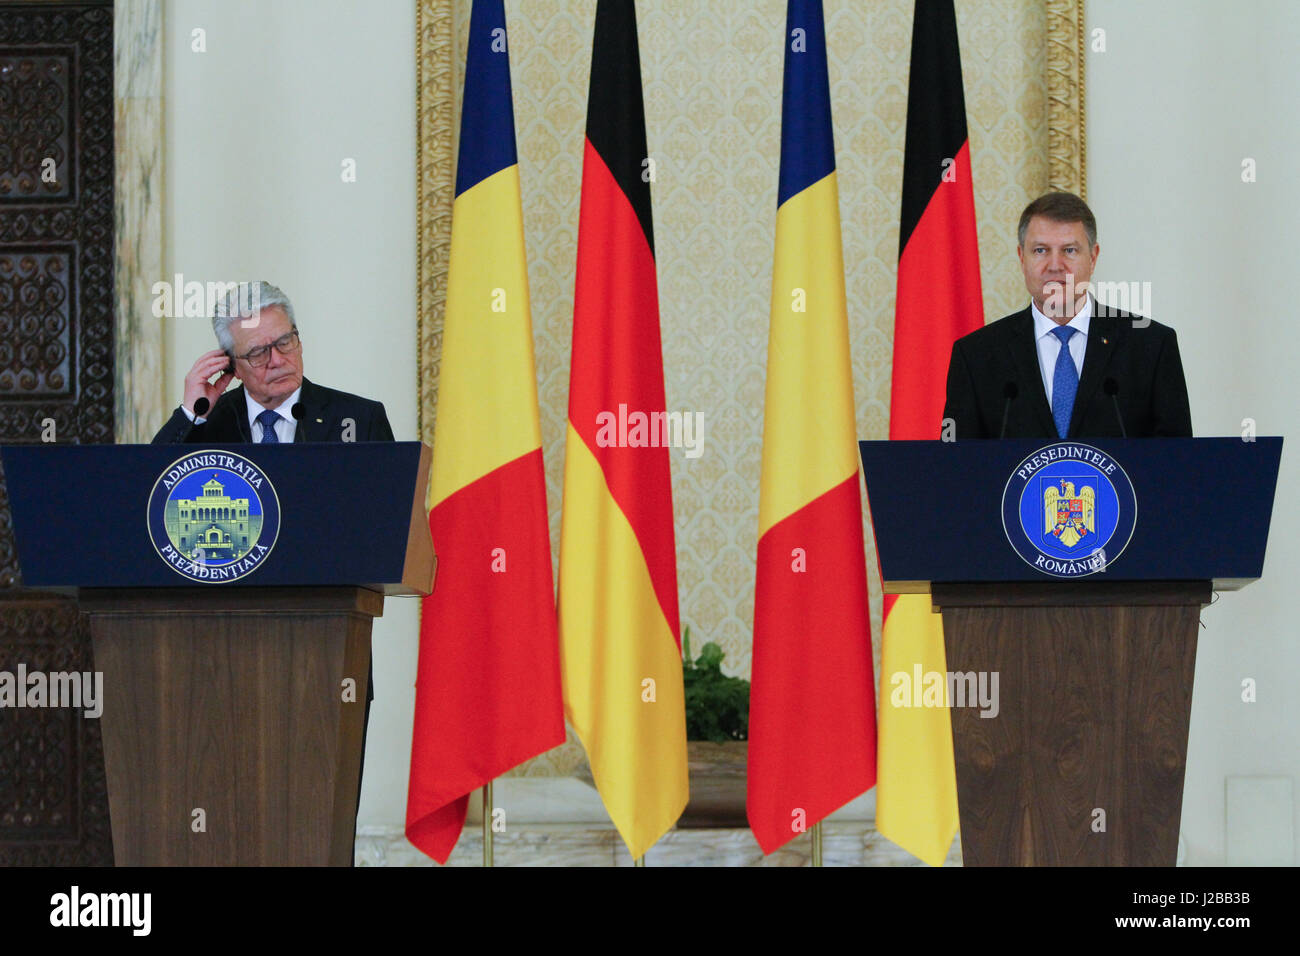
[
  {"left": 245, "top": 387, "right": 301, "bottom": 443},
  {"left": 178, "top": 386, "right": 302, "bottom": 442},
  {"left": 1031, "top": 295, "right": 1091, "bottom": 410}
]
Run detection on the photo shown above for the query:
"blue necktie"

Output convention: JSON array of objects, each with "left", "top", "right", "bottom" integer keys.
[
  {"left": 256, "top": 409, "right": 281, "bottom": 444},
  {"left": 1051, "top": 325, "right": 1078, "bottom": 438}
]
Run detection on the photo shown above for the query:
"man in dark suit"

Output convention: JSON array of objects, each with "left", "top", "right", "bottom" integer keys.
[
  {"left": 151, "top": 281, "right": 390, "bottom": 864},
  {"left": 151, "top": 283, "right": 393, "bottom": 445},
  {"left": 943, "top": 192, "right": 1192, "bottom": 440}
]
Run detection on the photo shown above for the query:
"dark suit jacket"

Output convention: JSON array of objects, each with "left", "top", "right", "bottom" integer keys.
[
  {"left": 942, "top": 304, "right": 1192, "bottom": 439},
  {"left": 150, "top": 376, "right": 394, "bottom": 444}
]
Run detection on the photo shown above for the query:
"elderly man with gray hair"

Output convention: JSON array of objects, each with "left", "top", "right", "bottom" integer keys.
[{"left": 151, "top": 281, "right": 393, "bottom": 444}]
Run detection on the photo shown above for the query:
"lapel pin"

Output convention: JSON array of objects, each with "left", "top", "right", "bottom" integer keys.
[
  {"left": 1102, "top": 338, "right": 1109, "bottom": 344},
  {"left": 315, "top": 418, "right": 323, "bottom": 423}
]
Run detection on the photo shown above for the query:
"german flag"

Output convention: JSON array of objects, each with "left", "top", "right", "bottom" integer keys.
[
  {"left": 746, "top": 0, "right": 877, "bottom": 855},
  {"left": 875, "top": 0, "right": 984, "bottom": 867},
  {"left": 558, "top": 0, "right": 687, "bottom": 860},
  {"left": 406, "top": 0, "right": 565, "bottom": 864}
]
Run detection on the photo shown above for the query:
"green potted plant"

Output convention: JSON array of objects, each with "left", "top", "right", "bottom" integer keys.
[{"left": 680, "top": 626, "right": 749, "bottom": 828}]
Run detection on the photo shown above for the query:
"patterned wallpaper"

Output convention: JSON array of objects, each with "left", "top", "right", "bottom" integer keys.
[{"left": 439, "top": 0, "right": 1050, "bottom": 776}]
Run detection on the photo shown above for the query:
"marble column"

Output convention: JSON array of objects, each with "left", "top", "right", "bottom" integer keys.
[{"left": 114, "top": 0, "right": 165, "bottom": 444}]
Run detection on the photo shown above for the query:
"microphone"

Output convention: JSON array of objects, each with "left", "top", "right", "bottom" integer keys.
[
  {"left": 998, "top": 381, "right": 1018, "bottom": 439},
  {"left": 193, "top": 397, "right": 210, "bottom": 416},
  {"left": 291, "top": 402, "right": 304, "bottom": 421},
  {"left": 1104, "top": 378, "right": 1127, "bottom": 438}
]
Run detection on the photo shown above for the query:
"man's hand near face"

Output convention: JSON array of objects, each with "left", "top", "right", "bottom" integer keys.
[{"left": 183, "top": 349, "right": 236, "bottom": 416}]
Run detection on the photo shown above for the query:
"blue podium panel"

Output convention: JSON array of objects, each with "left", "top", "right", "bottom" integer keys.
[
  {"left": 858, "top": 437, "right": 1282, "bottom": 591},
  {"left": 2, "top": 442, "right": 432, "bottom": 592}
]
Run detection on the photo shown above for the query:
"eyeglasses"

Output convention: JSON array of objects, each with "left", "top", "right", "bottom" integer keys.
[{"left": 235, "top": 329, "right": 300, "bottom": 368}]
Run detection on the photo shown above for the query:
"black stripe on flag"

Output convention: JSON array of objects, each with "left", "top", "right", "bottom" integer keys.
[
  {"left": 584, "top": 0, "right": 655, "bottom": 256},
  {"left": 898, "top": 0, "right": 971, "bottom": 255}
]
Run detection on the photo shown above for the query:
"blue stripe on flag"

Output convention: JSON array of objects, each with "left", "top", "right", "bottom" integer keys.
[
  {"left": 455, "top": 0, "right": 520, "bottom": 197},
  {"left": 776, "top": 0, "right": 836, "bottom": 208}
]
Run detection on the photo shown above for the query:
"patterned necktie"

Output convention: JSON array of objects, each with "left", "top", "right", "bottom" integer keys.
[
  {"left": 256, "top": 408, "right": 281, "bottom": 444},
  {"left": 1051, "top": 325, "right": 1078, "bottom": 439}
]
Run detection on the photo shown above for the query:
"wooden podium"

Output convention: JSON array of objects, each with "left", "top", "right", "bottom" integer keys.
[
  {"left": 2, "top": 442, "right": 436, "bottom": 866},
  {"left": 860, "top": 438, "right": 1281, "bottom": 866},
  {"left": 935, "top": 580, "right": 1205, "bottom": 866}
]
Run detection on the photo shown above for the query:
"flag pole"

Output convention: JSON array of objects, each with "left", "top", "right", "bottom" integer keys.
[
  {"left": 811, "top": 821, "right": 823, "bottom": 866},
  {"left": 482, "top": 780, "right": 494, "bottom": 867}
]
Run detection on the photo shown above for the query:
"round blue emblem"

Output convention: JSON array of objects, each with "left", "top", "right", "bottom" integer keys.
[
  {"left": 1001, "top": 442, "right": 1136, "bottom": 578},
  {"left": 147, "top": 450, "right": 280, "bottom": 582}
]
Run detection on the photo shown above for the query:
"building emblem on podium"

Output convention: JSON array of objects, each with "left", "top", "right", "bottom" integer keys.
[
  {"left": 147, "top": 450, "right": 281, "bottom": 582},
  {"left": 1002, "top": 443, "right": 1136, "bottom": 578}
]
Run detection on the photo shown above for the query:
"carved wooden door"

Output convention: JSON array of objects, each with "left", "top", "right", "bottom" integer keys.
[{"left": 0, "top": 0, "right": 116, "bottom": 865}]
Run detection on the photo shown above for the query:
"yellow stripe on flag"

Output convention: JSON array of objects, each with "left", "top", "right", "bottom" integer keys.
[
  {"left": 558, "top": 425, "right": 688, "bottom": 859},
  {"left": 875, "top": 594, "right": 959, "bottom": 866},
  {"left": 759, "top": 172, "right": 860, "bottom": 535},
  {"left": 431, "top": 165, "right": 544, "bottom": 508}
]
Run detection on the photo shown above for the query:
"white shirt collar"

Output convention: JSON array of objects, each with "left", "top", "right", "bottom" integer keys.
[
  {"left": 244, "top": 386, "right": 302, "bottom": 431},
  {"left": 1031, "top": 293, "right": 1093, "bottom": 340}
]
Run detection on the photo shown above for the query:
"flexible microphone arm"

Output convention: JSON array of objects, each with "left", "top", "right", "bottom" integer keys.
[
  {"left": 999, "top": 381, "right": 1018, "bottom": 439},
  {"left": 1103, "top": 378, "right": 1127, "bottom": 438}
]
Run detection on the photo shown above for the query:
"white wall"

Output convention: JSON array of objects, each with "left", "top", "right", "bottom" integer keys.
[
  {"left": 1088, "top": 0, "right": 1300, "bottom": 865},
  {"left": 162, "top": 0, "right": 418, "bottom": 828}
]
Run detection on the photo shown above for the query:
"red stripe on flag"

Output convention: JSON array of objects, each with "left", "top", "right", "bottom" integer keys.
[
  {"left": 890, "top": 139, "right": 983, "bottom": 442},
  {"left": 406, "top": 447, "right": 565, "bottom": 863},
  {"left": 566, "top": 136, "right": 680, "bottom": 642},
  {"left": 748, "top": 474, "right": 877, "bottom": 853}
]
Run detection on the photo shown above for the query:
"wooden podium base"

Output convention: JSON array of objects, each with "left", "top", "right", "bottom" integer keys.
[
  {"left": 80, "top": 586, "right": 382, "bottom": 866},
  {"left": 933, "top": 581, "right": 1210, "bottom": 866}
]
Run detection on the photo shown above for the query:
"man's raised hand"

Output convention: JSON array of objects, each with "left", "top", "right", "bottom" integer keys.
[{"left": 183, "top": 349, "right": 235, "bottom": 415}]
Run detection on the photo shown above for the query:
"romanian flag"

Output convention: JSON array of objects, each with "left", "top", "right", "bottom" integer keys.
[
  {"left": 558, "top": 0, "right": 687, "bottom": 860},
  {"left": 746, "top": 0, "right": 877, "bottom": 855},
  {"left": 875, "top": 0, "right": 983, "bottom": 867},
  {"left": 406, "top": 0, "right": 565, "bottom": 864}
]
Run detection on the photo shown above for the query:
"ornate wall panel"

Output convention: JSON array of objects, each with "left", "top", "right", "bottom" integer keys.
[
  {"left": 0, "top": 0, "right": 116, "bottom": 865},
  {"left": 415, "top": 0, "right": 456, "bottom": 449},
  {"left": 0, "top": 52, "right": 72, "bottom": 200},
  {"left": 0, "top": 250, "right": 72, "bottom": 395},
  {"left": 0, "top": 1, "right": 115, "bottom": 456},
  {"left": 418, "top": 0, "right": 1086, "bottom": 777},
  {"left": 1046, "top": 0, "right": 1086, "bottom": 197},
  {"left": 0, "top": 594, "right": 113, "bottom": 865}
]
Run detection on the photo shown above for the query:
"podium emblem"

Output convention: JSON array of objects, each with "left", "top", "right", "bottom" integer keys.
[
  {"left": 1002, "top": 443, "right": 1136, "bottom": 578},
  {"left": 1043, "top": 478, "right": 1095, "bottom": 548},
  {"left": 147, "top": 450, "right": 281, "bottom": 582}
]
